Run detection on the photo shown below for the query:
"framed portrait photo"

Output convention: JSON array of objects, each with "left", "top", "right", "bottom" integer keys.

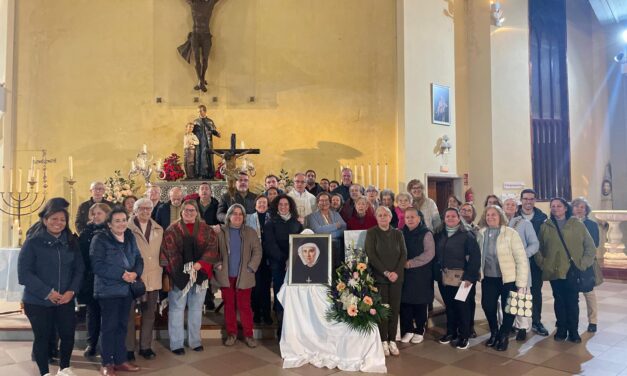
[
  {"left": 288, "top": 234, "right": 332, "bottom": 286},
  {"left": 431, "top": 83, "right": 451, "bottom": 126}
]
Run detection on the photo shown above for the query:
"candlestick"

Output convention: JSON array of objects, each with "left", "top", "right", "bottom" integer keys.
[
  {"left": 360, "top": 165, "right": 365, "bottom": 186},
  {"left": 241, "top": 141, "right": 245, "bottom": 149},
  {"left": 368, "top": 164, "right": 372, "bottom": 187},
  {"left": 12, "top": 219, "right": 19, "bottom": 248},
  {"left": 354, "top": 165, "right": 358, "bottom": 184},
  {"left": 68, "top": 156, "right": 74, "bottom": 179},
  {"left": 143, "top": 144, "right": 147, "bottom": 153},
  {"left": 9, "top": 168, "right": 13, "bottom": 192},
  {"left": 376, "top": 164, "right": 380, "bottom": 189},
  {"left": 36, "top": 169, "right": 40, "bottom": 193},
  {"left": 30, "top": 156, "right": 35, "bottom": 171},
  {"left": 384, "top": 163, "right": 388, "bottom": 189},
  {"left": 17, "top": 169, "right": 22, "bottom": 193}
]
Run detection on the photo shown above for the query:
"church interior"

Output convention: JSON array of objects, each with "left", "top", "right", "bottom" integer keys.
[{"left": 2, "top": 0, "right": 627, "bottom": 375}]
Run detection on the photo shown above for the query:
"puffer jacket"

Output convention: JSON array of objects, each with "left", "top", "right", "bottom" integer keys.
[
  {"left": 536, "top": 217, "right": 596, "bottom": 281},
  {"left": 90, "top": 228, "right": 144, "bottom": 299},
  {"left": 477, "top": 226, "right": 529, "bottom": 287},
  {"left": 77, "top": 222, "right": 107, "bottom": 303},
  {"left": 18, "top": 230, "right": 84, "bottom": 307}
]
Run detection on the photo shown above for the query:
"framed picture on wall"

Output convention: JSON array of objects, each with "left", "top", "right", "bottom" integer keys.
[
  {"left": 431, "top": 83, "right": 451, "bottom": 126},
  {"left": 288, "top": 234, "right": 332, "bottom": 286}
]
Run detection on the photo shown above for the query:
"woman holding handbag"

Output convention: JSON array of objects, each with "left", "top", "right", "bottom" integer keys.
[
  {"left": 433, "top": 208, "right": 481, "bottom": 350},
  {"left": 125, "top": 198, "right": 164, "bottom": 361},
  {"left": 478, "top": 205, "right": 529, "bottom": 351},
  {"left": 536, "top": 198, "right": 596, "bottom": 343},
  {"left": 91, "top": 207, "right": 144, "bottom": 375}
]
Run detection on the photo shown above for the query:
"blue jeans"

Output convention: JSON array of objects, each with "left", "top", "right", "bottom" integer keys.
[{"left": 168, "top": 286, "right": 207, "bottom": 350}]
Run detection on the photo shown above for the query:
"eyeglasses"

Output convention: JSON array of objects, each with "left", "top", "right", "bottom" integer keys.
[
  {"left": 137, "top": 207, "right": 152, "bottom": 211},
  {"left": 183, "top": 208, "right": 197, "bottom": 213},
  {"left": 521, "top": 198, "right": 536, "bottom": 201},
  {"left": 294, "top": 180, "right": 305, "bottom": 184}
]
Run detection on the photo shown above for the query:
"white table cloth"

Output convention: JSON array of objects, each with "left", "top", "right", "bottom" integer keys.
[
  {"left": 0, "top": 248, "right": 23, "bottom": 302},
  {"left": 277, "top": 284, "right": 387, "bottom": 373}
]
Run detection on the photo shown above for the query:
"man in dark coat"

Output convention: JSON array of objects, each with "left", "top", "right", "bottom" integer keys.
[
  {"left": 516, "top": 188, "right": 549, "bottom": 337},
  {"left": 155, "top": 187, "right": 184, "bottom": 230},
  {"left": 217, "top": 172, "right": 256, "bottom": 223},
  {"left": 331, "top": 167, "right": 353, "bottom": 202}
]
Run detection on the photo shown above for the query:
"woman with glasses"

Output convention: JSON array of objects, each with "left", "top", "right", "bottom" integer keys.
[{"left": 160, "top": 200, "right": 219, "bottom": 355}]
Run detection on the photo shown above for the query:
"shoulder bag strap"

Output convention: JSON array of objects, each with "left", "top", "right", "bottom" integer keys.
[{"left": 553, "top": 219, "right": 575, "bottom": 266}]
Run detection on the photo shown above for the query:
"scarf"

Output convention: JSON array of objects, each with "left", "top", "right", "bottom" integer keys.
[
  {"left": 173, "top": 221, "right": 209, "bottom": 296},
  {"left": 446, "top": 225, "right": 460, "bottom": 237},
  {"left": 280, "top": 213, "right": 292, "bottom": 221}
]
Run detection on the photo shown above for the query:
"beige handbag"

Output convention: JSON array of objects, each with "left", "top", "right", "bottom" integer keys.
[{"left": 442, "top": 268, "right": 464, "bottom": 287}]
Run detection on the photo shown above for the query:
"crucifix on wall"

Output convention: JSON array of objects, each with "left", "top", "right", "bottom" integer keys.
[{"left": 177, "top": 0, "right": 221, "bottom": 92}]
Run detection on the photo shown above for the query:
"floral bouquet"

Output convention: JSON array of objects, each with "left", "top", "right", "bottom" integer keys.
[
  {"left": 278, "top": 168, "right": 294, "bottom": 191},
  {"left": 160, "top": 153, "right": 185, "bottom": 181},
  {"left": 326, "top": 257, "right": 390, "bottom": 334},
  {"left": 104, "top": 170, "right": 137, "bottom": 204}
]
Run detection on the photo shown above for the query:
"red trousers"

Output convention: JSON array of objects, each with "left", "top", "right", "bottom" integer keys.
[{"left": 221, "top": 277, "right": 254, "bottom": 337}]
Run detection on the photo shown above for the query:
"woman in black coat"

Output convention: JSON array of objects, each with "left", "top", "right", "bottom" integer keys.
[
  {"left": 91, "top": 207, "right": 143, "bottom": 375},
  {"left": 433, "top": 208, "right": 481, "bottom": 350},
  {"left": 18, "top": 202, "right": 83, "bottom": 376},
  {"left": 400, "top": 208, "right": 434, "bottom": 344},
  {"left": 263, "top": 194, "right": 303, "bottom": 335},
  {"left": 77, "top": 203, "right": 111, "bottom": 358}
]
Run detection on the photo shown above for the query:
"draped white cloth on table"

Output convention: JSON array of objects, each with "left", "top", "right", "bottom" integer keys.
[
  {"left": 277, "top": 283, "right": 387, "bottom": 373},
  {"left": 0, "top": 248, "right": 23, "bottom": 302}
]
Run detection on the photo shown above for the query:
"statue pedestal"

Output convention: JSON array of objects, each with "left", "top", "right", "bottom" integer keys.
[
  {"left": 592, "top": 211, "right": 627, "bottom": 279},
  {"left": 154, "top": 180, "right": 228, "bottom": 202}
]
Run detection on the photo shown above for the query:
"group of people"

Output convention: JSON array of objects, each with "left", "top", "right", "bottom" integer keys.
[{"left": 17, "top": 167, "right": 603, "bottom": 375}]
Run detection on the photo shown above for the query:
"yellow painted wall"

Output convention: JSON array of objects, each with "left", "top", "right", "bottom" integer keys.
[
  {"left": 13, "top": 0, "right": 397, "bottom": 215},
  {"left": 397, "top": 0, "right": 457, "bottom": 192}
]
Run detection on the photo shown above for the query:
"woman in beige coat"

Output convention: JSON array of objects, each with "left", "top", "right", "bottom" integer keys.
[
  {"left": 125, "top": 198, "right": 163, "bottom": 361},
  {"left": 213, "top": 204, "right": 262, "bottom": 348},
  {"left": 478, "top": 205, "right": 529, "bottom": 352}
]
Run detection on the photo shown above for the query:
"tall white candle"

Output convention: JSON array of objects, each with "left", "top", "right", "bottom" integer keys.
[
  {"left": 9, "top": 169, "right": 13, "bottom": 192},
  {"left": 368, "top": 164, "right": 372, "bottom": 187},
  {"left": 143, "top": 144, "right": 147, "bottom": 153},
  {"left": 69, "top": 156, "right": 74, "bottom": 179},
  {"left": 360, "top": 165, "right": 365, "bottom": 186},
  {"left": 376, "top": 164, "right": 380, "bottom": 189},
  {"left": 384, "top": 163, "right": 388, "bottom": 189},
  {"left": 354, "top": 165, "right": 358, "bottom": 184},
  {"left": 241, "top": 141, "right": 245, "bottom": 149},
  {"left": 30, "top": 156, "right": 35, "bottom": 171},
  {"left": 17, "top": 169, "right": 22, "bottom": 193}
]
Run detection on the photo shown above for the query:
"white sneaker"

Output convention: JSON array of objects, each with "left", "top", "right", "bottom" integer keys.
[
  {"left": 400, "top": 332, "right": 414, "bottom": 343},
  {"left": 382, "top": 341, "right": 390, "bottom": 356},
  {"left": 57, "top": 368, "right": 78, "bottom": 376},
  {"left": 389, "top": 341, "right": 400, "bottom": 356},
  {"left": 411, "top": 333, "right": 424, "bottom": 344}
]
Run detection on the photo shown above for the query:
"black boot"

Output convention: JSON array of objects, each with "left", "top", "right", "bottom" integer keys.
[
  {"left": 515, "top": 329, "right": 527, "bottom": 341},
  {"left": 485, "top": 332, "right": 498, "bottom": 347},
  {"left": 495, "top": 335, "right": 509, "bottom": 351}
]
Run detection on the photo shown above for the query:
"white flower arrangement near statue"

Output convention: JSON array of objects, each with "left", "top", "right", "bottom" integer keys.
[
  {"left": 104, "top": 170, "right": 137, "bottom": 204},
  {"left": 326, "top": 257, "right": 390, "bottom": 334}
]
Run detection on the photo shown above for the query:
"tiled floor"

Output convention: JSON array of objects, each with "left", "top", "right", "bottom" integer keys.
[{"left": 2, "top": 280, "right": 627, "bottom": 375}]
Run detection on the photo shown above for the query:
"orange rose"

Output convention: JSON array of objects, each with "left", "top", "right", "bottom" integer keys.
[
  {"left": 356, "top": 263, "right": 367, "bottom": 272},
  {"left": 336, "top": 282, "right": 346, "bottom": 292},
  {"left": 363, "top": 296, "right": 373, "bottom": 306}
]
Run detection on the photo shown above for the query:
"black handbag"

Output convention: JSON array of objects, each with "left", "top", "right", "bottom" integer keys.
[
  {"left": 554, "top": 219, "right": 596, "bottom": 293},
  {"left": 130, "top": 279, "right": 146, "bottom": 299}
]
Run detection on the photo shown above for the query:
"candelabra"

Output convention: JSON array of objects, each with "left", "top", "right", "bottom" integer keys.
[
  {"left": 129, "top": 145, "right": 154, "bottom": 186},
  {"left": 0, "top": 177, "right": 46, "bottom": 247}
]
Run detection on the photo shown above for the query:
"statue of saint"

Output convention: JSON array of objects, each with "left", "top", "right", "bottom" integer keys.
[
  {"left": 183, "top": 122, "right": 200, "bottom": 179},
  {"left": 193, "top": 104, "right": 221, "bottom": 179}
]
